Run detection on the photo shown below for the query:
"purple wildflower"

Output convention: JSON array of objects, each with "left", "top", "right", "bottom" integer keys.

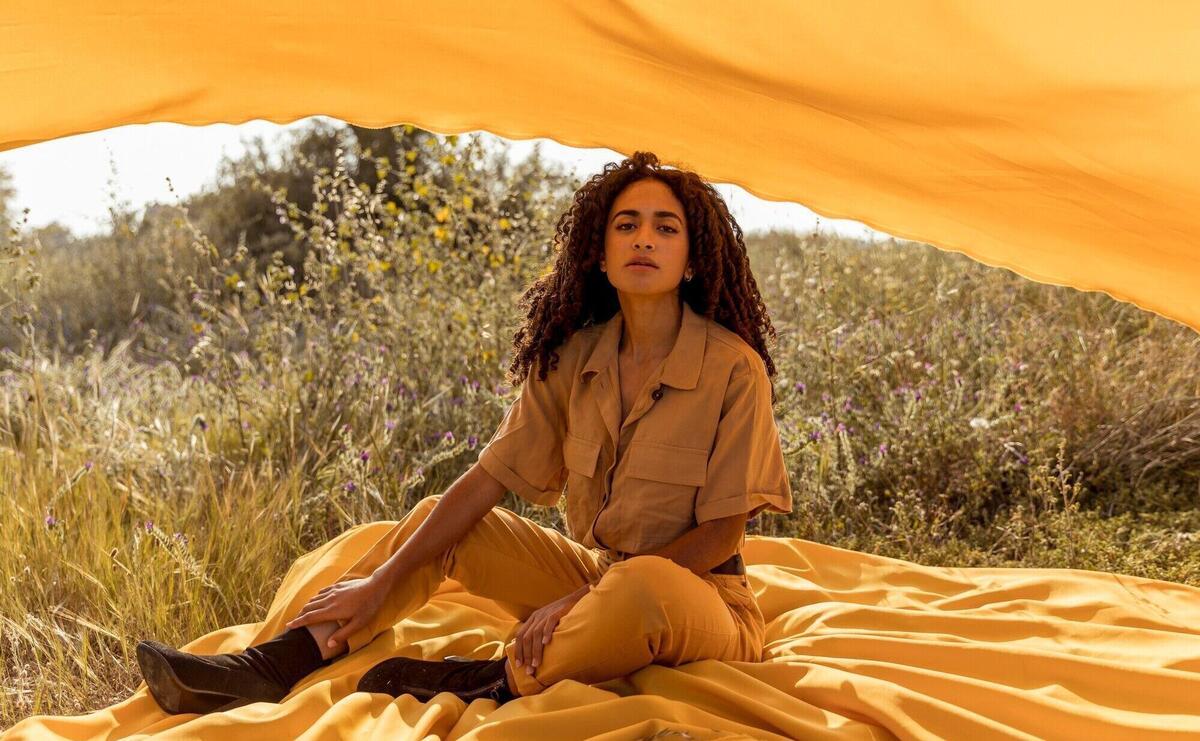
[
  {"left": 144, "top": 521, "right": 154, "bottom": 532},
  {"left": 794, "top": 381, "right": 806, "bottom": 394},
  {"left": 442, "top": 431, "right": 455, "bottom": 443},
  {"left": 467, "top": 434, "right": 479, "bottom": 448},
  {"left": 45, "top": 514, "right": 58, "bottom": 528},
  {"left": 84, "top": 461, "right": 93, "bottom": 471},
  {"left": 835, "top": 422, "right": 846, "bottom": 434},
  {"left": 878, "top": 443, "right": 889, "bottom": 455},
  {"left": 809, "top": 429, "right": 822, "bottom": 441},
  {"left": 385, "top": 420, "right": 397, "bottom": 431},
  {"left": 360, "top": 450, "right": 370, "bottom": 462},
  {"left": 344, "top": 481, "right": 357, "bottom": 493},
  {"left": 1014, "top": 402, "right": 1023, "bottom": 412},
  {"left": 173, "top": 532, "right": 188, "bottom": 545}
]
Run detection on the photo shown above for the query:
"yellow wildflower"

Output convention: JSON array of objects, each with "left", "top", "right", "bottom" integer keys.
[
  {"left": 435, "top": 206, "right": 450, "bottom": 223},
  {"left": 462, "top": 195, "right": 473, "bottom": 210},
  {"left": 427, "top": 260, "right": 443, "bottom": 273}
]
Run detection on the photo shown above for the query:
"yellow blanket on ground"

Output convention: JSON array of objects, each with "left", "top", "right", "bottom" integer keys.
[{"left": 5, "top": 523, "right": 1199, "bottom": 740}]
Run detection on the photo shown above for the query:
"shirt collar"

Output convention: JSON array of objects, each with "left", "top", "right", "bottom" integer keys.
[{"left": 578, "top": 301, "right": 706, "bottom": 390}]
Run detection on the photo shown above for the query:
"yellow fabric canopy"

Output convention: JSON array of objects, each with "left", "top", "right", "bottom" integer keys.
[
  {"left": 6, "top": 524, "right": 1200, "bottom": 739},
  {"left": 3, "top": 2, "right": 1200, "bottom": 333}
]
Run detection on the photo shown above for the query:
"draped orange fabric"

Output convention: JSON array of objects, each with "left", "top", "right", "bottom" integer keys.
[
  {"left": 5, "top": 2, "right": 1200, "bottom": 738},
  {"left": 3, "top": 2, "right": 1200, "bottom": 333}
]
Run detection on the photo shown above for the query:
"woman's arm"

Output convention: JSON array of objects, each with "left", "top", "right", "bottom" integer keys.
[
  {"left": 641, "top": 513, "right": 746, "bottom": 576},
  {"left": 370, "top": 462, "right": 508, "bottom": 591}
]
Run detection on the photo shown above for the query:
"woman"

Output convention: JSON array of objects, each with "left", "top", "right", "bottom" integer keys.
[{"left": 135, "top": 150, "right": 793, "bottom": 713}]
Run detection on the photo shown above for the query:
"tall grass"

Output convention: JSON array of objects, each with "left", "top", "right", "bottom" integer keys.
[{"left": 1, "top": 128, "right": 1197, "bottom": 725}]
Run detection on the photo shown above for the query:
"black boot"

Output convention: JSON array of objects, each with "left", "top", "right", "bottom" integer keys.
[
  {"left": 357, "top": 655, "right": 515, "bottom": 704},
  {"left": 136, "top": 627, "right": 332, "bottom": 714}
]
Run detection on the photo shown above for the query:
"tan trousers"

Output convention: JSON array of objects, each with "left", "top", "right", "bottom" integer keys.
[{"left": 332, "top": 495, "right": 766, "bottom": 697}]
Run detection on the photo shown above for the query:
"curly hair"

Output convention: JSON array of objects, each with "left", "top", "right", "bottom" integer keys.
[{"left": 504, "top": 151, "right": 780, "bottom": 405}]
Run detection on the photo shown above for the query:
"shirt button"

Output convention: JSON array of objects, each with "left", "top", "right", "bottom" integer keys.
[{"left": 651, "top": 387, "right": 663, "bottom": 400}]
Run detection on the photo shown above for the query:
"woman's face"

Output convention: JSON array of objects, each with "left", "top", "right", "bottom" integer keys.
[{"left": 600, "top": 178, "right": 691, "bottom": 297}]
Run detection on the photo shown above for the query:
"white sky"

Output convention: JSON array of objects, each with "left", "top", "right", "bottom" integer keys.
[{"left": 0, "top": 115, "right": 894, "bottom": 243}]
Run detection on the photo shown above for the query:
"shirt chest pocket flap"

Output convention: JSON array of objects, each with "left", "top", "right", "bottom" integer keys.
[
  {"left": 563, "top": 434, "right": 602, "bottom": 478},
  {"left": 624, "top": 440, "right": 709, "bottom": 487}
]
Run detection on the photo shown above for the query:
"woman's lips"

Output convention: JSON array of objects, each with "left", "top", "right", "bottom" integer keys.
[{"left": 626, "top": 263, "right": 658, "bottom": 269}]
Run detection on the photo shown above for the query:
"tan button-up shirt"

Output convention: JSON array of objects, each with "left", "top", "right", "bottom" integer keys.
[{"left": 478, "top": 301, "right": 792, "bottom": 556}]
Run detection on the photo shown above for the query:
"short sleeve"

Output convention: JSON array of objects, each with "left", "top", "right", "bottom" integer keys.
[
  {"left": 694, "top": 357, "right": 793, "bottom": 524},
  {"left": 477, "top": 354, "right": 570, "bottom": 507}
]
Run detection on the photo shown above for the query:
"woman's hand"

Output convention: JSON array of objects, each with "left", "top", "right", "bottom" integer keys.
[
  {"left": 285, "top": 575, "right": 387, "bottom": 649},
  {"left": 512, "top": 584, "right": 590, "bottom": 675}
]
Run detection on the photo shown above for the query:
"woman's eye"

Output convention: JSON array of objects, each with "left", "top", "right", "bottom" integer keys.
[{"left": 617, "top": 224, "right": 677, "bottom": 233}]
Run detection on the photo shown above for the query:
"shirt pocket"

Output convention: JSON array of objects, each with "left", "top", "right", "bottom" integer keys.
[
  {"left": 563, "top": 434, "right": 602, "bottom": 478},
  {"left": 562, "top": 434, "right": 603, "bottom": 541},
  {"left": 619, "top": 440, "right": 709, "bottom": 550}
]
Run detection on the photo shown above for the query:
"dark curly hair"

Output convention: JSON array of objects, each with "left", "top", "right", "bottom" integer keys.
[{"left": 505, "top": 151, "right": 779, "bottom": 405}]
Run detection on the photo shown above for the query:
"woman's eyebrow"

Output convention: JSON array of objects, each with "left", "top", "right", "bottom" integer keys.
[{"left": 611, "top": 209, "right": 683, "bottom": 224}]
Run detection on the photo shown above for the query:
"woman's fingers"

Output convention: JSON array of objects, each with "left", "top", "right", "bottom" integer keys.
[
  {"left": 521, "top": 618, "right": 543, "bottom": 674},
  {"left": 531, "top": 616, "right": 559, "bottom": 670},
  {"left": 287, "top": 607, "right": 329, "bottom": 629},
  {"left": 286, "top": 595, "right": 332, "bottom": 625},
  {"left": 325, "top": 617, "right": 363, "bottom": 648},
  {"left": 288, "top": 598, "right": 342, "bottom": 628}
]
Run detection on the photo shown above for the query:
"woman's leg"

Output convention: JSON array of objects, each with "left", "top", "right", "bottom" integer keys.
[
  {"left": 139, "top": 495, "right": 603, "bottom": 713},
  {"left": 504, "top": 554, "right": 758, "bottom": 697},
  {"left": 319, "top": 494, "right": 605, "bottom": 655}
]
